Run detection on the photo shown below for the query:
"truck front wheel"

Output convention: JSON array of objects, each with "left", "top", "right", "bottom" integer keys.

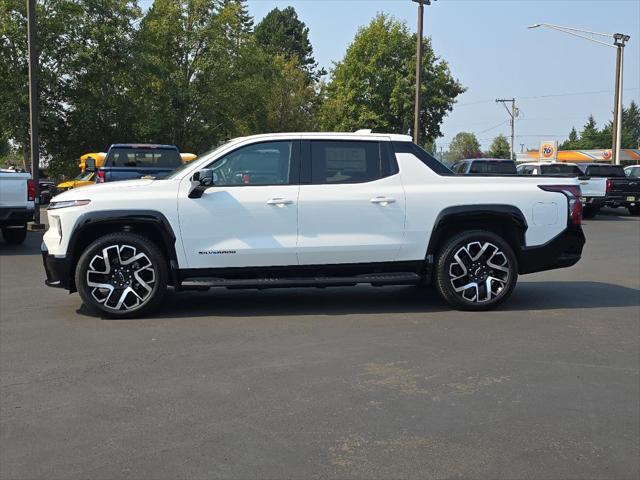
[
  {"left": 75, "top": 232, "right": 168, "bottom": 317},
  {"left": 434, "top": 230, "right": 518, "bottom": 311},
  {"left": 2, "top": 225, "right": 28, "bottom": 245}
]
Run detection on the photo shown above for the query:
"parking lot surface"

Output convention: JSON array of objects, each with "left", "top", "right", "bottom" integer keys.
[{"left": 1, "top": 209, "right": 639, "bottom": 479}]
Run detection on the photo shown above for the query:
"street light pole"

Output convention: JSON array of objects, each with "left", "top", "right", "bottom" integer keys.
[
  {"left": 528, "top": 23, "right": 630, "bottom": 165},
  {"left": 27, "top": 0, "right": 44, "bottom": 229},
  {"left": 412, "top": 0, "right": 436, "bottom": 145}
]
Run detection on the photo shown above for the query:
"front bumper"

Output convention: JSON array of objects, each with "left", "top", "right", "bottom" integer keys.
[
  {"left": 42, "top": 243, "right": 72, "bottom": 291},
  {"left": 518, "top": 225, "right": 586, "bottom": 275}
]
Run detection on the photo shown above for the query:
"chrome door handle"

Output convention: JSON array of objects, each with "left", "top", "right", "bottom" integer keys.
[
  {"left": 266, "top": 198, "right": 293, "bottom": 206},
  {"left": 370, "top": 196, "right": 396, "bottom": 206}
]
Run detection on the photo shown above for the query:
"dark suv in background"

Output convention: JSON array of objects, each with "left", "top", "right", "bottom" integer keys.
[{"left": 86, "top": 144, "right": 184, "bottom": 183}]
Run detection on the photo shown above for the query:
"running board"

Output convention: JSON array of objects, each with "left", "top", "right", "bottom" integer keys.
[{"left": 180, "top": 272, "right": 421, "bottom": 290}]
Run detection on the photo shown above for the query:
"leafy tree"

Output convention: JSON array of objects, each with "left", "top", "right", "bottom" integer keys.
[
  {"left": 621, "top": 100, "right": 640, "bottom": 148},
  {"left": 254, "top": 6, "right": 322, "bottom": 80},
  {"left": 319, "top": 13, "right": 464, "bottom": 143},
  {"left": 448, "top": 131, "right": 481, "bottom": 161},
  {"left": 261, "top": 55, "right": 319, "bottom": 132},
  {"left": 487, "top": 134, "right": 511, "bottom": 159}
]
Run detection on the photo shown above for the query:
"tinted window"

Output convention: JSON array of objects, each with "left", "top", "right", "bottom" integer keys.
[
  {"left": 106, "top": 148, "right": 181, "bottom": 168},
  {"left": 540, "top": 164, "right": 582, "bottom": 176},
  {"left": 626, "top": 167, "right": 640, "bottom": 178},
  {"left": 209, "top": 141, "right": 292, "bottom": 186},
  {"left": 585, "top": 165, "right": 626, "bottom": 177},
  {"left": 311, "top": 141, "right": 388, "bottom": 184},
  {"left": 469, "top": 161, "right": 517, "bottom": 174}
]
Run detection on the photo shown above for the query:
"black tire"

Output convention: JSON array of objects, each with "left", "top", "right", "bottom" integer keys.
[
  {"left": 434, "top": 230, "right": 518, "bottom": 311},
  {"left": 582, "top": 205, "right": 599, "bottom": 219},
  {"left": 2, "top": 225, "right": 27, "bottom": 245},
  {"left": 628, "top": 205, "right": 640, "bottom": 216},
  {"left": 75, "top": 232, "right": 168, "bottom": 318}
]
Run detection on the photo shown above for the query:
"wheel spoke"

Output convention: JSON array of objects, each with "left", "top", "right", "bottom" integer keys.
[
  {"left": 86, "top": 243, "right": 156, "bottom": 312},
  {"left": 448, "top": 240, "right": 511, "bottom": 304}
]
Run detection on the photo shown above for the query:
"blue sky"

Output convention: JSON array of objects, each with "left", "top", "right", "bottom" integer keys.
[{"left": 246, "top": 0, "right": 640, "bottom": 151}]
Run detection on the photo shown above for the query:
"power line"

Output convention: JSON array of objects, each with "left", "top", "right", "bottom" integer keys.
[{"left": 456, "top": 87, "right": 640, "bottom": 107}]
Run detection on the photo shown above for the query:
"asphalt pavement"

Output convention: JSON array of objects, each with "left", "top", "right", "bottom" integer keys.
[{"left": 1, "top": 209, "right": 639, "bottom": 479}]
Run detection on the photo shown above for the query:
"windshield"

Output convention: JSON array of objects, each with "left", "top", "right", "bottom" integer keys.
[
  {"left": 585, "top": 165, "right": 627, "bottom": 177},
  {"left": 540, "top": 164, "right": 582, "bottom": 176},
  {"left": 74, "top": 171, "right": 94, "bottom": 181},
  {"left": 165, "top": 140, "right": 236, "bottom": 179}
]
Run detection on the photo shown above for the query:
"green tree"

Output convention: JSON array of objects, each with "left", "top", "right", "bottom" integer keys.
[
  {"left": 319, "top": 13, "right": 464, "bottom": 143},
  {"left": 487, "top": 134, "right": 511, "bottom": 159},
  {"left": 254, "top": 6, "right": 322, "bottom": 80},
  {"left": 261, "top": 56, "right": 319, "bottom": 132},
  {"left": 621, "top": 100, "right": 640, "bottom": 148},
  {"left": 448, "top": 132, "right": 482, "bottom": 161}
]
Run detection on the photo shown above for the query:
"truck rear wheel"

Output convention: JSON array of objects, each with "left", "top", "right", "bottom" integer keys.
[
  {"left": 434, "top": 230, "right": 518, "bottom": 311},
  {"left": 2, "top": 225, "right": 27, "bottom": 245},
  {"left": 75, "top": 232, "right": 168, "bottom": 318},
  {"left": 628, "top": 205, "right": 640, "bottom": 216}
]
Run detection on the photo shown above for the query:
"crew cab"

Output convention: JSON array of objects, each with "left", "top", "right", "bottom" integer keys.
[
  {"left": 0, "top": 169, "right": 35, "bottom": 244},
  {"left": 42, "top": 133, "right": 585, "bottom": 317},
  {"left": 577, "top": 163, "right": 640, "bottom": 216},
  {"left": 89, "top": 144, "right": 184, "bottom": 183},
  {"left": 517, "top": 162, "right": 607, "bottom": 218},
  {"left": 451, "top": 158, "right": 517, "bottom": 175}
]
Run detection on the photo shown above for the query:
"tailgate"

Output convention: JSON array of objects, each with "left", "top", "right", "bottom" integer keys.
[
  {"left": 578, "top": 177, "right": 606, "bottom": 198},
  {"left": 609, "top": 178, "right": 640, "bottom": 196},
  {"left": 0, "top": 173, "right": 28, "bottom": 208}
]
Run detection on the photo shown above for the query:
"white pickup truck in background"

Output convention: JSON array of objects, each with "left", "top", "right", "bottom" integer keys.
[
  {"left": 0, "top": 170, "right": 35, "bottom": 244},
  {"left": 516, "top": 162, "right": 607, "bottom": 218}
]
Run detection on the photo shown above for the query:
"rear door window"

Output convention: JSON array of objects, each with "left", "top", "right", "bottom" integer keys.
[
  {"left": 469, "top": 161, "right": 516, "bottom": 174},
  {"left": 107, "top": 148, "right": 181, "bottom": 168},
  {"left": 540, "top": 164, "right": 582, "bottom": 176},
  {"left": 309, "top": 141, "right": 395, "bottom": 184},
  {"left": 585, "top": 165, "right": 627, "bottom": 177}
]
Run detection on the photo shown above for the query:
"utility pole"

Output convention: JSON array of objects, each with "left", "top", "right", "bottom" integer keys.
[
  {"left": 412, "top": 0, "right": 436, "bottom": 145},
  {"left": 528, "top": 24, "right": 630, "bottom": 166},
  {"left": 496, "top": 98, "right": 517, "bottom": 160},
  {"left": 612, "top": 33, "right": 630, "bottom": 165},
  {"left": 27, "top": 0, "right": 44, "bottom": 229}
]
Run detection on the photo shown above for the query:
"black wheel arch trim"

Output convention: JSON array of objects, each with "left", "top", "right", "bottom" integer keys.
[
  {"left": 427, "top": 204, "right": 528, "bottom": 258},
  {"left": 66, "top": 210, "right": 179, "bottom": 290}
]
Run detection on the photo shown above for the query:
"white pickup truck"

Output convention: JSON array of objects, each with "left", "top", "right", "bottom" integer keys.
[
  {"left": 516, "top": 162, "right": 607, "bottom": 218},
  {"left": 0, "top": 170, "right": 35, "bottom": 244},
  {"left": 42, "top": 133, "right": 586, "bottom": 317}
]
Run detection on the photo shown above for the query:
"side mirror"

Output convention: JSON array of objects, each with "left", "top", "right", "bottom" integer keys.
[
  {"left": 188, "top": 169, "right": 215, "bottom": 199},
  {"left": 85, "top": 157, "right": 96, "bottom": 172}
]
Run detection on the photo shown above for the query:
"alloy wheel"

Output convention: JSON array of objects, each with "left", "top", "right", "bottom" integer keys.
[
  {"left": 86, "top": 244, "right": 156, "bottom": 311},
  {"left": 448, "top": 241, "right": 511, "bottom": 303}
]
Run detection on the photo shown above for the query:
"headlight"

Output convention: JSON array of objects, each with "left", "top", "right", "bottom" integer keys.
[{"left": 48, "top": 199, "right": 91, "bottom": 210}]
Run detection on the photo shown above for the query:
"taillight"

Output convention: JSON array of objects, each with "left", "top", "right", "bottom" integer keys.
[
  {"left": 539, "top": 184, "right": 582, "bottom": 226},
  {"left": 27, "top": 179, "right": 36, "bottom": 202},
  {"left": 606, "top": 178, "right": 613, "bottom": 193},
  {"left": 96, "top": 170, "right": 105, "bottom": 183}
]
